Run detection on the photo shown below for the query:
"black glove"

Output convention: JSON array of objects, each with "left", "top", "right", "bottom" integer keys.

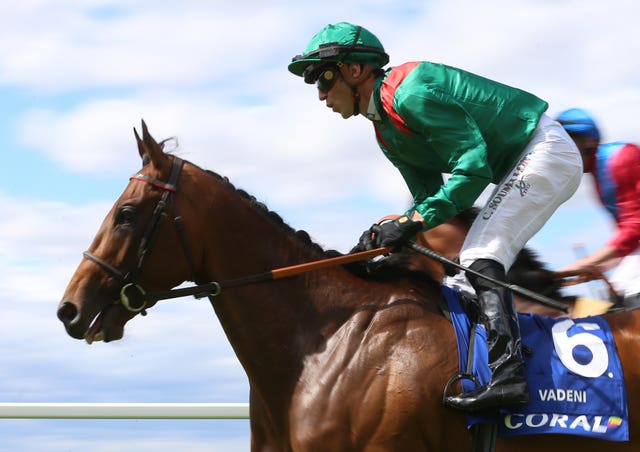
[
  {"left": 352, "top": 228, "right": 376, "bottom": 252},
  {"left": 372, "top": 215, "right": 423, "bottom": 248},
  {"left": 353, "top": 216, "right": 423, "bottom": 252}
]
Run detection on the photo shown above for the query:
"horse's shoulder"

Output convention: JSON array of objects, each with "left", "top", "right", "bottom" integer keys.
[{"left": 291, "top": 294, "right": 457, "bottom": 449}]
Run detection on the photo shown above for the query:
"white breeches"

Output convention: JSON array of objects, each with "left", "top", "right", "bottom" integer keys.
[{"left": 458, "top": 113, "right": 583, "bottom": 273}]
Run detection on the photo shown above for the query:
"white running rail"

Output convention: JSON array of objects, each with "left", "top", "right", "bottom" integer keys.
[{"left": 0, "top": 403, "right": 250, "bottom": 419}]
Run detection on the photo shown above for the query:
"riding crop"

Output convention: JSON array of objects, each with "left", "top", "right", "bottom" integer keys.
[{"left": 410, "top": 242, "right": 568, "bottom": 313}]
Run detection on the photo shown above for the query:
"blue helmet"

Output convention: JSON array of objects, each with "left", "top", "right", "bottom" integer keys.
[{"left": 556, "top": 108, "right": 600, "bottom": 140}]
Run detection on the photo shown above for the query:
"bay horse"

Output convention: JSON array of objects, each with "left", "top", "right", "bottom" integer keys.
[{"left": 58, "top": 122, "right": 640, "bottom": 451}]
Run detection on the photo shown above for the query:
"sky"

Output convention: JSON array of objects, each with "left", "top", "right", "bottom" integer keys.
[{"left": 1, "top": 0, "right": 639, "bottom": 450}]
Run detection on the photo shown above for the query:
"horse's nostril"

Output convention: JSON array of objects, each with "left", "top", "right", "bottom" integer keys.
[{"left": 57, "top": 301, "right": 78, "bottom": 324}]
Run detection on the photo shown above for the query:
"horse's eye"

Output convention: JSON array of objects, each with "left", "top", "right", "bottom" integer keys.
[{"left": 115, "top": 206, "right": 136, "bottom": 226}]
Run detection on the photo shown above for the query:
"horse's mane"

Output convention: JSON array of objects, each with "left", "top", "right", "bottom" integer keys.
[
  {"left": 196, "top": 165, "right": 438, "bottom": 286},
  {"left": 180, "top": 154, "right": 565, "bottom": 296},
  {"left": 151, "top": 146, "right": 334, "bottom": 258},
  {"left": 202, "top": 169, "right": 328, "bottom": 256}
]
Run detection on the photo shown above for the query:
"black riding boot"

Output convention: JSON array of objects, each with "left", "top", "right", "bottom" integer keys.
[{"left": 444, "top": 259, "right": 530, "bottom": 412}]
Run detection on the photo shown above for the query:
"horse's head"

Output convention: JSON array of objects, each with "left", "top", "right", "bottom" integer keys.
[{"left": 57, "top": 121, "right": 201, "bottom": 343}]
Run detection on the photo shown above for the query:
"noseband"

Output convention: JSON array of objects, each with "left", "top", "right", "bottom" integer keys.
[{"left": 82, "top": 156, "right": 197, "bottom": 314}]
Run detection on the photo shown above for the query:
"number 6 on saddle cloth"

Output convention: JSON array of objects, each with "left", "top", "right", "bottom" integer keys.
[{"left": 441, "top": 286, "right": 628, "bottom": 442}]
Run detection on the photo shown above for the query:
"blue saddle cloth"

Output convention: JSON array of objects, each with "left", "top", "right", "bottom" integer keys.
[{"left": 442, "top": 286, "right": 629, "bottom": 441}]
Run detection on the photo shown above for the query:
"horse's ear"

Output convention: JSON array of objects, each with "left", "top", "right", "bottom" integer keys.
[
  {"left": 133, "top": 119, "right": 164, "bottom": 168},
  {"left": 134, "top": 126, "right": 148, "bottom": 165}
]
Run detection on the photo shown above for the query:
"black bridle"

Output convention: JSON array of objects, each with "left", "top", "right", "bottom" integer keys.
[{"left": 82, "top": 156, "right": 197, "bottom": 314}]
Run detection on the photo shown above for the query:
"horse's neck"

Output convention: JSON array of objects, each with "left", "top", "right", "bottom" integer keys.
[
  {"left": 195, "top": 176, "right": 355, "bottom": 414},
  {"left": 214, "top": 257, "right": 365, "bottom": 430},
  {"left": 191, "top": 170, "right": 445, "bottom": 434}
]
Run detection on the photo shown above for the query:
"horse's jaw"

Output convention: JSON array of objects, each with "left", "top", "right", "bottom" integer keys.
[
  {"left": 58, "top": 278, "right": 137, "bottom": 344},
  {"left": 58, "top": 298, "right": 131, "bottom": 344},
  {"left": 83, "top": 304, "right": 126, "bottom": 344}
]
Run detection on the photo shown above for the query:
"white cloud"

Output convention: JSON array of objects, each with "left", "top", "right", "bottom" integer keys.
[
  {"left": 0, "top": 2, "right": 305, "bottom": 91},
  {"left": 0, "top": 194, "right": 109, "bottom": 300},
  {"left": 11, "top": 0, "right": 640, "bottom": 214},
  {"left": 387, "top": 0, "right": 640, "bottom": 141},
  {"left": 14, "top": 88, "right": 410, "bottom": 227}
]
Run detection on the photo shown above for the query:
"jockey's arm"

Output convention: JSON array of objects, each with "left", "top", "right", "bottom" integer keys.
[{"left": 559, "top": 244, "right": 622, "bottom": 275}]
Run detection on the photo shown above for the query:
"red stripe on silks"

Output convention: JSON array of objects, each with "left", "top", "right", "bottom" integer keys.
[
  {"left": 380, "top": 62, "right": 420, "bottom": 135},
  {"left": 374, "top": 123, "right": 389, "bottom": 149}
]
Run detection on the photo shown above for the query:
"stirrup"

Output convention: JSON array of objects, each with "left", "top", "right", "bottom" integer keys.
[{"left": 442, "top": 372, "right": 480, "bottom": 404}]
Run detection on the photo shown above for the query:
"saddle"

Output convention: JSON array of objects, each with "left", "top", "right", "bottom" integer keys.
[{"left": 441, "top": 286, "right": 629, "bottom": 442}]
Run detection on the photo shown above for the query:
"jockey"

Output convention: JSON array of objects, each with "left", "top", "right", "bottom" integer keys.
[
  {"left": 289, "top": 22, "right": 583, "bottom": 413},
  {"left": 556, "top": 108, "right": 640, "bottom": 306}
]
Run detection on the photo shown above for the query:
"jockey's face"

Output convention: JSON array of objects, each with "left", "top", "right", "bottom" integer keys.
[{"left": 317, "top": 65, "right": 356, "bottom": 119}]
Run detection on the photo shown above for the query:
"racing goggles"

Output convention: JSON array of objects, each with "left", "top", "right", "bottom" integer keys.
[{"left": 313, "top": 65, "right": 340, "bottom": 92}]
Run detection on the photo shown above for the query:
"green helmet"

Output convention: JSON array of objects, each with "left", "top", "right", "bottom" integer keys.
[{"left": 288, "top": 22, "right": 389, "bottom": 83}]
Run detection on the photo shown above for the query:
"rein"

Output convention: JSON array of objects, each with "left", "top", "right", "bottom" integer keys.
[
  {"left": 145, "top": 242, "right": 566, "bottom": 313},
  {"left": 144, "top": 246, "right": 392, "bottom": 302}
]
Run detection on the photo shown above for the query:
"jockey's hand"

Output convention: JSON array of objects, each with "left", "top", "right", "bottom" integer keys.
[
  {"left": 351, "top": 228, "right": 376, "bottom": 253},
  {"left": 370, "top": 215, "right": 424, "bottom": 249}
]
